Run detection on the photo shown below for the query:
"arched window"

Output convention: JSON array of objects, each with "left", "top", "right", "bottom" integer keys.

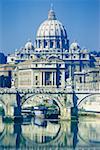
[
  {"left": 35, "top": 40, "right": 37, "bottom": 48},
  {"left": 62, "top": 39, "right": 65, "bottom": 48},
  {"left": 50, "top": 40, "right": 53, "bottom": 48},
  {"left": 57, "top": 40, "right": 60, "bottom": 48},
  {"left": 44, "top": 40, "right": 47, "bottom": 48},
  {"left": 38, "top": 40, "right": 41, "bottom": 48}
]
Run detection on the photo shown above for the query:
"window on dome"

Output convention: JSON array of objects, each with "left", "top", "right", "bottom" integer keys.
[
  {"left": 57, "top": 41, "right": 60, "bottom": 48},
  {"left": 36, "top": 40, "right": 37, "bottom": 47},
  {"left": 38, "top": 40, "right": 41, "bottom": 48},
  {"left": 44, "top": 40, "right": 47, "bottom": 48},
  {"left": 62, "top": 40, "right": 65, "bottom": 48},
  {"left": 50, "top": 40, "right": 53, "bottom": 48}
]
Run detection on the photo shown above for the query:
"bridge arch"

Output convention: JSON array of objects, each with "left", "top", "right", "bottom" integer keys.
[
  {"left": 21, "top": 93, "right": 65, "bottom": 116},
  {"left": 77, "top": 93, "right": 100, "bottom": 107}
]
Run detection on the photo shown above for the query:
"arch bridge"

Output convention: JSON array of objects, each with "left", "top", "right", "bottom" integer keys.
[{"left": 0, "top": 87, "right": 100, "bottom": 119}]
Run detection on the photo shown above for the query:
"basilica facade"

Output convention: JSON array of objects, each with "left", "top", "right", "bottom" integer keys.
[{"left": 7, "top": 8, "right": 99, "bottom": 90}]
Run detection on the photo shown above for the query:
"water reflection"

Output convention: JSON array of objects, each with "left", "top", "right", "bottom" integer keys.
[{"left": 0, "top": 116, "right": 100, "bottom": 149}]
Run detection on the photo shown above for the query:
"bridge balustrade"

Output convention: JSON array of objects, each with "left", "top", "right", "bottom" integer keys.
[
  {"left": 74, "top": 82, "right": 100, "bottom": 92},
  {"left": 0, "top": 85, "right": 100, "bottom": 94}
]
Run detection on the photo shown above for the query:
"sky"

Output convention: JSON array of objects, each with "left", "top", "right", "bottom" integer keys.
[{"left": 0, "top": 0, "right": 100, "bottom": 54}]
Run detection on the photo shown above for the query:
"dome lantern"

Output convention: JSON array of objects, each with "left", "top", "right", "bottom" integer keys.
[{"left": 48, "top": 8, "right": 56, "bottom": 20}]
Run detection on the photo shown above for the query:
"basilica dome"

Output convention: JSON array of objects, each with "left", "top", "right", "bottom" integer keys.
[{"left": 35, "top": 8, "right": 69, "bottom": 51}]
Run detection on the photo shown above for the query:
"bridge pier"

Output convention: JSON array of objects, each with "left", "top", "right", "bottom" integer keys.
[
  {"left": 60, "top": 106, "right": 78, "bottom": 120},
  {"left": 59, "top": 107, "right": 71, "bottom": 120},
  {"left": 5, "top": 104, "right": 14, "bottom": 117},
  {"left": 65, "top": 93, "right": 78, "bottom": 120},
  {"left": 71, "top": 107, "right": 78, "bottom": 119},
  {"left": 0, "top": 93, "right": 19, "bottom": 119}
]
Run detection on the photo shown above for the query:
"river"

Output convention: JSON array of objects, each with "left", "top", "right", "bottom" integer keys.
[{"left": 0, "top": 116, "right": 100, "bottom": 149}]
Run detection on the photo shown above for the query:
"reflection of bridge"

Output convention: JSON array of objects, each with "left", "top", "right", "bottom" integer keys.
[
  {"left": 0, "top": 87, "right": 100, "bottom": 119},
  {"left": 0, "top": 118, "right": 100, "bottom": 148},
  {"left": 78, "top": 119, "right": 100, "bottom": 147},
  {"left": 0, "top": 119, "right": 69, "bottom": 148}
]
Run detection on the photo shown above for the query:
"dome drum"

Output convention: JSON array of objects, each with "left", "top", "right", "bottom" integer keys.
[{"left": 35, "top": 38, "right": 68, "bottom": 50}]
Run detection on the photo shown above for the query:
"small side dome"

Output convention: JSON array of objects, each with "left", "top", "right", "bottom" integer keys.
[
  {"left": 81, "top": 48, "right": 88, "bottom": 53},
  {"left": 25, "top": 40, "right": 34, "bottom": 50},
  {"left": 70, "top": 41, "right": 80, "bottom": 50}
]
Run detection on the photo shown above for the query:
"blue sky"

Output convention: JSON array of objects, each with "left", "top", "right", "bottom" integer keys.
[{"left": 0, "top": 0, "right": 100, "bottom": 54}]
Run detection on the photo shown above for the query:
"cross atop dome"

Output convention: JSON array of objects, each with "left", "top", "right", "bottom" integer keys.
[
  {"left": 48, "top": 4, "right": 56, "bottom": 20},
  {"left": 50, "top": 3, "right": 53, "bottom": 10}
]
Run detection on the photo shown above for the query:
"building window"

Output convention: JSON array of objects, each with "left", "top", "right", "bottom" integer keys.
[
  {"left": 83, "top": 54, "right": 85, "bottom": 58},
  {"left": 45, "top": 72, "right": 52, "bottom": 85},
  {"left": 36, "top": 64, "right": 38, "bottom": 67},
  {"left": 80, "top": 77, "right": 82, "bottom": 83},
  {"left": 66, "top": 54, "right": 69, "bottom": 58},
  {"left": 11, "top": 58, "right": 14, "bottom": 61},
  {"left": 35, "top": 76, "right": 38, "bottom": 80},
  {"left": 74, "top": 56, "right": 76, "bottom": 58}
]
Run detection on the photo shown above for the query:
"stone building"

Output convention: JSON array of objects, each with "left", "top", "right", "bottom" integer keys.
[
  {"left": 6, "top": 7, "right": 99, "bottom": 90},
  {"left": 0, "top": 64, "right": 16, "bottom": 88},
  {"left": 7, "top": 40, "right": 34, "bottom": 64},
  {"left": 15, "top": 57, "right": 65, "bottom": 89}
]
